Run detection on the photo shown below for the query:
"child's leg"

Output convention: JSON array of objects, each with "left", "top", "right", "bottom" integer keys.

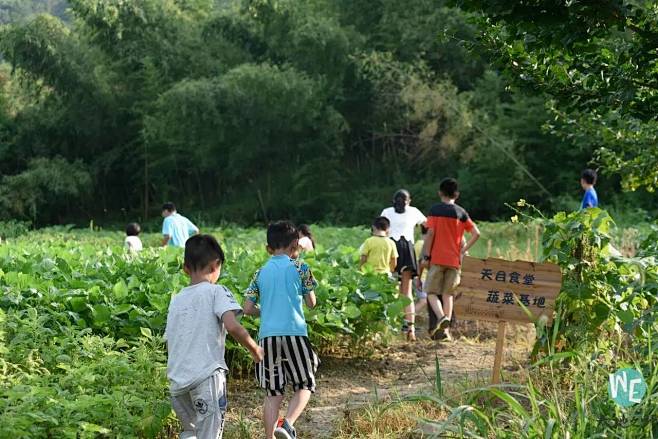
[
  {"left": 171, "top": 393, "right": 195, "bottom": 438},
  {"left": 186, "top": 369, "right": 227, "bottom": 439},
  {"left": 427, "top": 296, "right": 438, "bottom": 331},
  {"left": 425, "top": 265, "right": 446, "bottom": 320},
  {"left": 414, "top": 286, "right": 427, "bottom": 314},
  {"left": 427, "top": 293, "right": 444, "bottom": 318},
  {"left": 264, "top": 395, "right": 284, "bottom": 438},
  {"left": 442, "top": 268, "right": 461, "bottom": 320},
  {"left": 414, "top": 297, "right": 426, "bottom": 313},
  {"left": 256, "top": 337, "right": 287, "bottom": 438},
  {"left": 281, "top": 336, "right": 319, "bottom": 426},
  {"left": 400, "top": 270, "right": 415, "bottom": 325},
  {"left": 443, "top": 294, "right": 454, "bottom": 321},
  {"left": 286, "top": 389, "right": 312, "bottom": 424}
]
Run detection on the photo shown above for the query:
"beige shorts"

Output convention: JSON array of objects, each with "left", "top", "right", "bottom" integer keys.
[{"left": 425, "top": 265, "right": 460, "bottom": 296}]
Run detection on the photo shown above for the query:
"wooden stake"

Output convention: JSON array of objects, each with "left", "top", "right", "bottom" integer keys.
[{"left": 491, "top": 321, "right": 506, "bottom": 384}]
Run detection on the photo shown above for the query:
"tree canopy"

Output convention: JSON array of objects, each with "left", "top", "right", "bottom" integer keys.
[
  {"left": 0, "top": 0, "right": 655, "bottom": 225},
  {"left": 454, "top": 0, "right": 658, "bottom": 191}
]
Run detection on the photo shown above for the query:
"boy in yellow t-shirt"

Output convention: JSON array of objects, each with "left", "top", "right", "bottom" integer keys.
[{"left": 359, "top": 217, "right": 398, "bottom": 274}]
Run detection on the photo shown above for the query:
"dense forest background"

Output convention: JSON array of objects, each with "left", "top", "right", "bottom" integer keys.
[{"left": 0, "top": 0, "right": 655, "bottom": 226}]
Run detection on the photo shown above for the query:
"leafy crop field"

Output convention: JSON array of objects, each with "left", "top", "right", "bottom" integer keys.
[
  {"left": 0, "top": 225, "right": 405, "bottom": 436},
  {"left": 0, "top": 216, "right": 655, "bottom": 437}
]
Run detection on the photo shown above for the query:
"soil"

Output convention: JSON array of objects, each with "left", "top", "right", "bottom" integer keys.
[{"left": 225, "top": 320, "right": 535, "bottom": 438}]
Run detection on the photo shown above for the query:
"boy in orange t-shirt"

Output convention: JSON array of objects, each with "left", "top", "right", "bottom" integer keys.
[{"left": 421, "top": 178, "right": 480, "bottom": 338}]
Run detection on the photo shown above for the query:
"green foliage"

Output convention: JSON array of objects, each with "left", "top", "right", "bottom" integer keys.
[
  {"left": 537, "top": 208, "right": 657, "bottom": 353},
  {"left": 455, "top": 0, "right": 658, "bottom": 192},
  {"left": 2, "top": 0, "right": 649, "bottom": 225},
  {"left": 0, "top": 157, "right": 91, "bottom": 222},
  {"left": 0, "top": 219, "right": 29, "bottom": 239},
  {"left": 399, "top": 208, "right": 658, "bottom": 437},
  {"left": 0, "top": 0, "right": 69, "bottom": 24},
  {"left": 412, "top": 342, "right": 658, "bottom": 437},
  {"left": 0, "top": 308, "right": 172, "bottom": 437},
  {"left": 0, "top": 225, "right": 407, "bottom": 436}
]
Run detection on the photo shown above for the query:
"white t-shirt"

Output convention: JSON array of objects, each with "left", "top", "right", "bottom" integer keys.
[
  {"left": 124, "top": 236, "right": 143, "bottom": 252},
  {"left": 164, "top": 282, "right": 242, "bottom": 395},
  {"left": 381, "top": 206, "right": 427, "bottom": 242},
  {"left": 298, "top": 236, "right": 314, "bottom": 251}
]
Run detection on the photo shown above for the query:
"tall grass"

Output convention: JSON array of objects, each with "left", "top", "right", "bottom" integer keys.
[
  {"left": 336, "top": 315, "right": 657, "bottom": 438},
  {"left": 412, "top": 328, "right": 657, "bottom": 438},
  {"left": 335, "top": 208, "right": 658, "bottom": 438}
]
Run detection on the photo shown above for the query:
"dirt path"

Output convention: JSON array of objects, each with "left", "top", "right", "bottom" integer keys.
[{"left": 225, "top": 322, "right": 534, "bottom": 438}]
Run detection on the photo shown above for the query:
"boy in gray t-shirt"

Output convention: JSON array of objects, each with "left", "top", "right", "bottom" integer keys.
[{"left": 165, "top": 235, "right": 263, "bottom": 439}]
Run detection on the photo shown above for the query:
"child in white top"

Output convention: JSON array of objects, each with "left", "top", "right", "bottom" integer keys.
[
  {"left": 381, "top": 189, "right": 427, "bottom": 341},
  {"left": 125, "top": 222, "right": 143, "bottom": 252},
  {"left": 298, "top": 224, "right": 315, "bottom": 252}
]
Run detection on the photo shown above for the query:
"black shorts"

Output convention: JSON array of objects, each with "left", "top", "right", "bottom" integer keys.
[
  {"left": 392, "top": 237, "right": 418, "bottom": 277},
  {"left": 255, "top": 336, "right": 319, "bottom": 396}
]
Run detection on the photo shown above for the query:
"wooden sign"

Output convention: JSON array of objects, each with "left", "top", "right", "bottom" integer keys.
[
  {"left": 452, "top": 256, "right": 562, "bottom": 384},
  {"left": 454, "top": 256, "right": 562, "bottom": 324}
]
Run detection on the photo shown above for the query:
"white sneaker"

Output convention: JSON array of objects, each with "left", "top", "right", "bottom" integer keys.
[
  {"left": 274, "top": 418, "right": 296, "bottom": 438},
  {"left": 274, "top": 428, "right": 292, "bottom": 439}
]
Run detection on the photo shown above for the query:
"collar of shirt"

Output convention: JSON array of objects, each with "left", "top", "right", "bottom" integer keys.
[{"left": 271, "top": 254, "right": 291, "bottom": 260}]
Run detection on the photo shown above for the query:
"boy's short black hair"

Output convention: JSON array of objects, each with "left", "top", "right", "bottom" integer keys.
[
  {"left": 184, "top": 234, "right": 225, "bottom": 272},
  {"left": 267, "top": 221, "right": 298, "bottom": 250},
  {"left": 372, "top": 216, "right": 391, "bottom": 231},
  {"left": 581, "top": 169, "right": 597, "bottom": 185},
  {"left": 439, "top": 178, "right": 459, "bottom": 198},
  {"left": 162, "top": 202, "right": 176, "bottom": 212},
  {"left": 126, "top": 222, "right": 141, "bottom": 236}
]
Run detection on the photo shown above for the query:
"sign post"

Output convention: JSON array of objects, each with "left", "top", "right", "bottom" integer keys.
[
  {"left": 454, "top": 256, "right": 562, "bottom": 384},
  {"left": 491, "top": 321, "right": 506, "bottom": 384}
]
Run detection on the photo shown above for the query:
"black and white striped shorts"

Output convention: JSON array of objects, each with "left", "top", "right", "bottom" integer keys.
[{"left": 255, "top": 336, "right": 319, "bottom": 396}]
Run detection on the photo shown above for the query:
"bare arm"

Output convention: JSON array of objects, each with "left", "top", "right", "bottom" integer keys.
[
  {"left": 162, "top": 235, "right": 170, "bottom": 247},
  {"left": 421, "top": 228, "right": 435, "bottom": 265},
  {"left": 223, "top": 311, "right": 263, "bottom": 362},
  {"left": 243, "top": 300, "right": 260, "bottom": 317},
  {"left": 389, "top": 256, "right": 397, "bottom": 273},
  {"left": 359, "top": 255, "right": 367, "bottom": 269},
  {"left": 304, "top": 291, "right": 317, "bottom": 309},
  {"left": 462, "top": 225, "right": 481, "bottom": 256}
]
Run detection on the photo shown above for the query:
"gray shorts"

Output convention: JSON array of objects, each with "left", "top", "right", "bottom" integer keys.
[{"left": 171, "top": 369, "right": 227, "bottom": 439}]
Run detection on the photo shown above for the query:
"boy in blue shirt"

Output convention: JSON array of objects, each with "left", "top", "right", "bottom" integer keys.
[
  {"left": 244, "top": 221, "right": 318, "bottom": 439},
  {"left": 161, "top": 202, "right": 199, "bottom": 248},
  {"left": 580, "top": 169, "right": 599, "bottom": 209}
]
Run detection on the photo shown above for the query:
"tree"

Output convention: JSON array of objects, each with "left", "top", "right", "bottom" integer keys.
[
  {"left": 453, "top": 0, "right": 658, "bottom": 191},
  {"left": 145, "top": 63, "right": 346, "bottom": 220},
  {"left": 0, "top": 157, "right": 91, "bottom": 222},
  {"left": 0, "top": 0, "right": 653, "bottom": 225},
  {"left": 0, "top": 0, "right": 69, "bottom": 24}
]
